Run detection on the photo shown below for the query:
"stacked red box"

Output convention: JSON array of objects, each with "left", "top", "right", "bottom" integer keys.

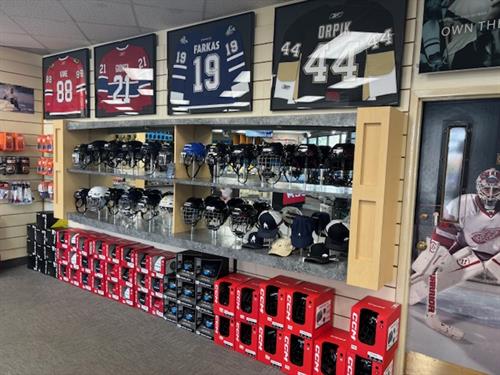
[
  {"left": 235, "top": 319, "right": 259, "bottom": 358},
  {"left": 214, "top": 273, "right": 253, "bottom": 318},
  {"left": 348, "top": 296, "right": 401, "bottom": 365},
  {"left": 214, "top": 314, "right": 236, "bottom": 349},
  {"left": 346, "top": 351, "right": 394, "bottom": 375},
  {"left": 313, "top": 327, "right": 348, "bottom": 375},
  {"left": 235, "top": 277, "right": 264, "bottom": 325},
  {"left": 257, "top": 323, "right": 284, "bottom": 369}
]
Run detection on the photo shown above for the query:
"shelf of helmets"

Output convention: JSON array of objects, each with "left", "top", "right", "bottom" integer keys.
[{"left": 58, "top": 106, "right": 405, "bottom": 289}]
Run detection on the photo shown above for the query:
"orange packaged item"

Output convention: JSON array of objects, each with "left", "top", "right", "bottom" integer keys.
[
  {"left": 14, "top": 133, "right": 25, "bottom": 151},
  {"left": 0, "top": 132, "right": 14, "bottom": 151}
]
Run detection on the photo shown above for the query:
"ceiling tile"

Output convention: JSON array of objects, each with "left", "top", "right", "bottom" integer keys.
[
  {"left": 0, "top": 12, "right": 25, "bottom": 34},
  {"left": 132, "top": 0, "right": 203, "bottom": 12},
  {"left": 78, "top": 22, "right": 141, "bottom": 43},
  {"left": 0, "top": 0, "right": 71, "bottom": 21},
  {"left": 61, "top": 0, "right": 136, "bottom": 25},
  {"left": 135, "top": 5, "right": 202, "bottom": 30},
  {"left": 0, "top": 32, "right": 44, "bottom": 49},
  {"left": 205, "top": 0, "right": 285, "bottom": 18},
  {"left": 12, "top": 17, "right": 86, "bottom": 39},
  {"left": 36, "top": 36, "right": 88, "bottom": 51}
]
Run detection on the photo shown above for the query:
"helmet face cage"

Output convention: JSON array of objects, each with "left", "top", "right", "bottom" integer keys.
[
  {"left": 157, "top": 142, "right": 173, "bottom": 172},
  {"left": 229, "top": 144, "right": 256, "bottom": 184},
  {"left": 105, "top": 188, "right": 125, "bottom": 215},
  {"left": 325, "top": 143, "right": 355, "bottom": 186},
  {"left": 230, "top": 204, "right": 257, "bottom": 238},
  {"left": 204, "top": 205, "right": 229, "bottom": 231},
  {"left": 181, "top": 143, "right": 206, "bottom": 179},
  {"left": 182, "top": 198, "right": 204, "bottom": 227},
  {"left": 72, "top": 144, "right": 89, "bottom": 169},
  {"left": 87, "top": 141, "right": 107, "bottom": 167},
  {"left": 476, "top": 168, "right": 500, "bottom": 211},
  {"left": 137, "top": 189, "right": 162, "bottom": 221},
  {"left": 159, "top": 193, "right": 174, "bottom": 215},
  {"left": 74, "top": 188, "right": 89, "bottom": 213},
  {"left": 118, "top": 188, "right": 144, "bottom": 217},
  {"left": 86, "top": 187, "right": 109, "bottom": 212},
  {"left": 206, "top": 143, "right": 229, "bottom": 178},
  {"left": 257, "top": 143, "right": 284, "bottom": 185},
  {"left": 140, "top": 141, "right": 161, "bottom": 172}
]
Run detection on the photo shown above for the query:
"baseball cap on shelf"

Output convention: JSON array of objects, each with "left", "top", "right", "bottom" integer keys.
[
  {"left": 257, "top": 210, "right": 283, "bottom": 239},
  {"left": 304, "top": 243, "right": 331, "bottom": 264},
  {"left": 325, "top": 220, "right": 349, "bottom": 253},
  {"left": 291, "top": 215, "right": 315, "bottom": 249},
  {"left": 243, "top": 232, "right": 265, "bottom": 249},
  {"left": 281, "top": 206, "right": 303, "bottom": 227},
  {"left": 268, "top": 238, "right": 293, "bottom": 257},
  {"left": 311, "top": 211, "right": 331, "bottom": 236}
]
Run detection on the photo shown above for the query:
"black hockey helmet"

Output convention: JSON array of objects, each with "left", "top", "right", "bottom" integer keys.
[
  {"left": 74, "top": 188, "right": 89, "bottom": 213},
  {"left": 203, "top": 195, "right": 229, "bottom": 230},
  {"left": 230, "top": 203, "right": 258, "bottom": 238},
  {"left": 105, "top": 187, "right": 126, "bottom": 215},
  {"left": 182, "top": 197, "right": 205, "bottom": 227}
]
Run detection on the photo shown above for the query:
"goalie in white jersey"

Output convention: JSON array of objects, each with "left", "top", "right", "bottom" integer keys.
[{"left": 410, "top": 168, "right": 500, "bottom": 340}]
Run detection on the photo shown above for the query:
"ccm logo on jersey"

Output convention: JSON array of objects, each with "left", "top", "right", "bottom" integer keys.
[
  {"left": 313, "top": 344, "right": 321, "bottom": 373},
  {"left": 350, "top": 312, "right": 358, "bottom": 342}
]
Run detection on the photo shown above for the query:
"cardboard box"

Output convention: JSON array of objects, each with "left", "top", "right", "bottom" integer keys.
[
  {"left": 196, "top": 255, "right": 229, "bottom": 286},
  {"left": 196, "top": 283, "right": 214, "bottom": 314},
  {"left": 346, "top": 351, "right": 394, "bottom": 375},
  {"left": 106, "top": 262, "right": 121, "bottom": 283},
  {"left": 257, "top": 323, "right": 284, "bottom": 369},
  {"left": 70, "top": 268, "right": 82, "bottom": 287},
  {"left": 235, "top": 319, "right": 259, "bottom": 358},
  {"left": 196, "top": 312, "right": 215, "bottom": 340},
  {"left": 259, "top": 275, "right": 303, "bottom": 330},
  {"left": 214, "top": 314, "right": 235, "bottom": 349},
  {"left": 92, "top": 275, "right": 107, "bottom": 296},
  {"left": 81, "top": 272, "right": 92, "bottom": 291},
  {"left": 103, "top": 239, "right": 129, "bottom": 264},
  {"left": 282, "top": 332, "right": 313, "bottom": 375},
  {"left": 285, "top": 281, "right": 334, "bottom": 339},
  {"left": 164, "top": 300, "right": 179, "bottom": 323},
  {"left": 90, "top": 257, "right": 106, "bottom": 279},
  {"left": 313, "top": 328, "right": 348, "bottom": 375},
  {"left": 176, "top": 250, "right": 203, "bottom": 280},
  {"left": 106, "top": 279, "right": 120, "bottom": 301},
  {"left": 149, "top": 250, "right": 176, "bottom": 278},
  {"left": 349, "top": 296, "right": 401, "bottom": 363},
  {"left": 119, "top": 283, "right": 136, "bottom": 307},
  {"left": 236, "top": 277, "right": 265, "bottom": 325},
  {"left": 120, "top": 267, "right": 135, "bottom": 288},
  {"left": 136, "top": 290, "right": 151, "bottom": 313},
  {"left": 136, "top": 271, "right": 150, "bottom": 294},
  {"left": 214, "top": 273, "right": 253, "bottom": 318},
  {"left": 57, "top": 262, "right": 70, "bottom": 282},
  {"left": 151, "top": 295, "right": 165, "bottom": 318},
  {"left": 177, "top": 278, "right": 196, "bottom": 308},
  {"left": 177, "top": 305, "right": 199, "bottom": 332}
]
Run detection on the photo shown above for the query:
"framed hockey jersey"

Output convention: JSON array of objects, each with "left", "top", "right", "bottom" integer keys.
[
  {"left": 167, "top": 13, "right": 254, "bottom": 115},
  {"left": 43, "top": 48, "right": 90, "bottom": 119},
  {"left": 94, "top": 34, "right": 156, "bottom": 118},
  {"left": 270, "top": 0, "right": 407, "bottom": 111}
]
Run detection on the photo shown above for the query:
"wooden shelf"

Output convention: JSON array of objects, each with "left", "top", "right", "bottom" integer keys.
[
  {"left": 68, "top": 212, "right": 348, "bottom": 282},
  {"left": 175, "top": 176, "right": 352, "bottom": 199},
  {"left": 66, "top": 113, "right": 357, "bottom": 132}
]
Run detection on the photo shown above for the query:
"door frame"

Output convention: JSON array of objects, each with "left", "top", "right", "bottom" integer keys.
[{"left": 397, "top": 86, "right": 500, "bottom": 372}]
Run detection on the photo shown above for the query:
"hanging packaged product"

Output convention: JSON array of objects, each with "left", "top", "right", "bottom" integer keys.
[
  {"left": 38, "top": 181, "right": 54, "bottom": 200},
  {"left": 0, "top": 181, "right": 33, "bottom": 204},
  {"left": 0, "top": 133, "right": 25, "bottom": 152},
  {"left": 37, "top": 135, "right": 53, "bottom": 153},
  {"left": 36, "top": 157, "right": 53, "bottom": 176}
]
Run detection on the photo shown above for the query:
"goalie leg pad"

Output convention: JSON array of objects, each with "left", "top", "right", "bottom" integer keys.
[
  {"left": 411, "top": 239, "right": 447, "bottom": 275},
  {"left": 484, "top": 252, "right": 500, "bottom": 282}
]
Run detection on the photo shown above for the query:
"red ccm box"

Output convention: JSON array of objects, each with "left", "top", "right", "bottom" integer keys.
[
  {"left": 349, "top": 296, "right": 401, "bottom": 363},
  {"left": 235, "top": 277, "right": 265, "bottom": 325},
  {"left": 346, "top": 351, "right": 394, "bottom": 375},
  {"left": 259, "top": 275, "right": 303, "bottom": 330},
  {"left": 282, "top": 331, "right": 313, "bottom": 375},
  {"left": 214, "top": 314, "right": 236, "bottom": 349},
  {"left": 285, "top": 281, "right": 334, "bottom": 339},
  {"left": 235, "top": 320, "right": 259, "bottom": 358},
  {"left": 214, "top": 273, "right": 253, "bottom": 318},
  {"left": 257, "top": 324, "right": 284, "bottom": 369},
  {"left": 313, "top": 328, "right": 348, "bottom": 375}
]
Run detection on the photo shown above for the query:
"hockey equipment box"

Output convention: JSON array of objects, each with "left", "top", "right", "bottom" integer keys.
[
  {"left": 257, "top": 323, "right": 284, "bottom": 369},
  {"left": 313, "top": 328, "right": 348, "bottom": 375},
  {"left": 106, "top": 262, "right": 121, "bottom": 283},
  {"left": 26, "top": 238, "right": 35, "bottom": 256},
  {"left": 164, "top": 300, "right": 180, "bottom": 323},
  {"left": 148, "top": 250, "right": 176, "bottom": 278},
  {"left": 197, "top": 255, "right": 230, "bottom": 286},
  {"left": 285, "top": 281, "right": 334, "bottom": 339},
  {"left": 27, "top": 224, "right": 36, "bottom": 241},
  {"left": 282, "top": 331, "right": 313, "bottom": 375},
  {"left": 236, "top": 277, "right": 265, "bottom": 325},
  {"left": 119, "top": 243, "right": 152, "bottom": 268},
  {"left": 178, "top": 304, "right": 199, "bottom": 332},
  {"left": 164, "top": 274, "right": 177, "bottom": 301},
  {"left": 196, "top": 311, "right": 215, "bottom": 340},
  {"left": 81, "top": 272, "right": 92, "bottom": 292},
  {"left": 214, "top": 314, "right": 235, "bottom": 349},
  {"left": 136, "top": 290, "right": 152, "bottom": 313},
  {"left": 136, "top": 271, "right": 150, "bottom": 294},
  {"left": 349, "top": 296, "right": 401, "bottom": 363},
  {"left": 92, "top": 275, "right": 107, "bottom": 296},
  {"left": 177, "top": 278, "right": 196, "bottom": 308},
  {"left": 91, "top": 235, "right": 110, "bottom": 260},
  {"left": 120, "top": 284, "right": 136, "bottom": 307},
  {"left": 346, "top": 351, "right": 394, "bottom": 375},
  {"left": 36, "top": 211, "right": 56, "bottom": 229},
  {"left": 235, "top": 319, "right": 259, "bottom": 358},
  {"left": 151, "top": 295, "right": 165, "bottom": 318},
  {"left": 151, "top": 274, "right": 171, "bottom": 299},
  {"left": 214, "top": 273, "right": 253, "bottom": 318},
  {"left": 120, "top": 267, "right": 135, "bottom": 288},
  {"left": 106, "top": 279, "right": 120, "bottom": 301},
  {"left": 259, "top": 275, "right": 303, "bottom": 330},
  {"left": 75, "top": 232, "right": 98, "bottom": 257},
  {"left": 104, "top": 238, "right": 130, "bottom": 264},
  {"left": 69, "top": 268, "right": 82, "bottom": 287},
  {"left": 176, "top": 250, "right": 203, "bottom": 280},
  {"left": 196, "top": 283, "right": 214, "bottom": 314},
  {"left": 135, "top": 248, "right": 152, "bottom": 275},
  {"left": 90, "top": 257, "right": 106, "bottom": 279}
]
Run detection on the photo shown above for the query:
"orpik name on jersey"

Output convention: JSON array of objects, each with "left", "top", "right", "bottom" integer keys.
[{"left": 169, "top": 24, "right": 251, "bottom": 114}]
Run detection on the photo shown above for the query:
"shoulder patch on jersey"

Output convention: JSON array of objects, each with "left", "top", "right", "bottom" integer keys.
[
  {"left": 180, "top": 35, "right": 188, "bottom": 44},
  {"left": 226, "top": 25, "right": 236, "bottom": 36},
  {"left": 73, "top": 58, "right": 80, "bottom": 64}
]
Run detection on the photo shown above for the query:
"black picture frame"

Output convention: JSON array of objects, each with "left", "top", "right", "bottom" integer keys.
[
  {"left": 167, "top": 12, "right": 255, "bottom": 115},
  {"left": 419, "top": 0, "right": 500, "bottom": 73},
  {"left": 43, "top": 48, "right": 90, "bottom": 119},
  {"left": 94, "top": 34, "right": 157, "bottom": 118},
  {"left": 270, "top": 0, "right": 407, "bottom": 111}
]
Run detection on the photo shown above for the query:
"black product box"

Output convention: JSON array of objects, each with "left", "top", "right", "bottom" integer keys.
[
  {"left": 164, "top": 300, "right": 180, "bottom": 323},
  {"left": 36, "top": 257, "right": 46, "bottom": 274},
  {"left": 44, "top": 245, "right": 56, "bottom": 262},
  {"left": 34, "top": 227, "right": 44, "bottom": 244},
  {"left": 177, "top": 305, "right": 200, "bottom": 332},
  {"left": 43, "top": 229, "right": 56, "bottom": 247},
  {"left": 27, "top": 255, "right": 36, "bottom": 270},
  {"left": 27, "top": 224, "right": 36, "bottom": 241},
  {"left": 176, "top": 250, "right": 203, "bottom": 280},
  {"left": 165, "top": 274, "right": 177, "bottom": 301},
  {"left": 36, "top": 211, "right": 57, "bottom": 230},
  {"left": 45, "top": 261, "right": 57, "bottom": 278},
  {"left": 196, "top": 311, "right": 215, "bottom": 340},
  {"left": 27, "top": 239, "right": 35, "bottom": 256},
  {"left": 35, "top": 243, "right": 44, "bottom": 259},
  {"left": 196, "top": 255, "right": 229, "bottom": 286},
  {"left": 196, "top": 283, "right": 214, "bottom": 314},
  {"left": 177, "top": 278, "right": 196, "bottom": 308}
]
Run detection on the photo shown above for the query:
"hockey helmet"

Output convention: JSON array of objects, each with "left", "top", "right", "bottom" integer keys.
[
  {"left": 476, "top": 168, "right": 500, "bottom": 211},
  {"left": 204, "top": 195, "right": 229, "bottom": 231},
  {"left": 74, "top": 188, "right": 89, "bottom": 213},
  {"left": 159, "top": 193, "right": 174, "bottom": 211},
  {"left": 230, "top": 203, "right": 258, "bottom": 238},
  {"left": 86, "top": 186, "right": 109, "bottom": 211},
  {"left": 105, "top": 187, "right": 126, "bottom": 215},
  {"left": 182, "top": 197, "right": 204, "bottom": 227}
]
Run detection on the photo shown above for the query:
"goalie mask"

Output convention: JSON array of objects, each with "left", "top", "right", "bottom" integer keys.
[
  {"left": 476, "top": 168, "right": 500, "bottom": 212},
  {"left": 230, "top": 203, "right": 258, "bottom": 238},
  {"left": 229, "top": 144, "right": 256, "bottom": 184},
  {"left": 203, "top": 196, "right": 229, "bottom": 231},
  {"left": 205, "top": 143, "right": 230, "bottom": 178},
  {"left": 74, "top": 188, "right": 89, "bottom": 213},
  {"left": 86, "top": 186, "right": 109, "bottom": 212},
  {"left": 182, "top": 197, "right": 204, "bottom": 227},
  {"left": 257, "top": 142, "right": 284, "bottom": 185},
  {"left": 118, "top": 187, "right": 144, "bottom": 217},
  {"left": 181, "top": 143, "right": 206, "bottom": 179},
  {"left": 137, "top": 189, "right": 162, "bottom": 221},
  {"left": 105, "top": 187, "right": 126, "bottom": 215}
]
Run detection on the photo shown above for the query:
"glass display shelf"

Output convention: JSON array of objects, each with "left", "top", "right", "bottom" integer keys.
[{"left": 67, "top": 167, "right": 174, "bottom": 184}]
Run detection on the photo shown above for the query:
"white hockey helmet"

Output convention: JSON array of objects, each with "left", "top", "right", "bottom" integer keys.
[
  {"left": 476, "top": 168, "right": 500, "bottom": 211},
  {"left": 159, "top": 194, "right": 174, "bottom": 211},
  {"left": 86, "top": 186, "right": 109, "bottom": 211}
]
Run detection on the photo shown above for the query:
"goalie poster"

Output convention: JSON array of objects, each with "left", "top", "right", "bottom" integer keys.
[
  {"left": 407, "top": 99, "right": 500, "bottom": 374},
  {"left": 420, "top": 0, "right": 500, "bottom": 73}
]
